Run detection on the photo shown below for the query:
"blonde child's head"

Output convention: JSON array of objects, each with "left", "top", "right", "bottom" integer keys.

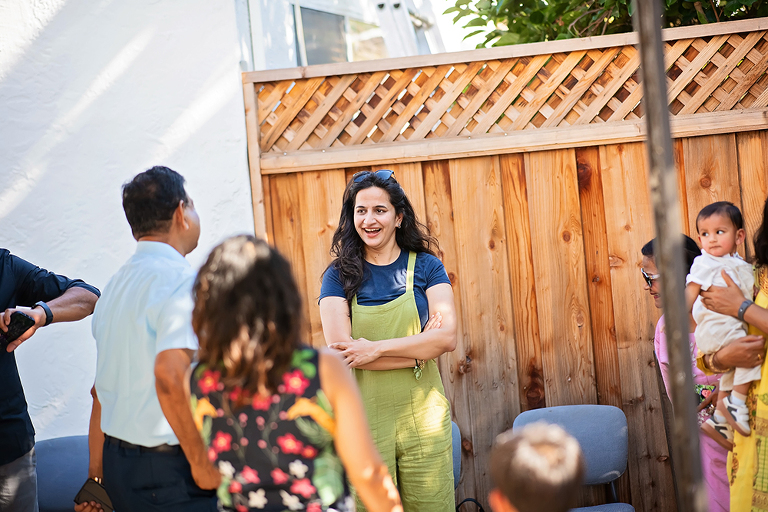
[
  {"left": 489, "top": 422, "right": 585, "bottom": 512},
  {"left": 696, "top": 201, "right": 745, "bottom": 257}
]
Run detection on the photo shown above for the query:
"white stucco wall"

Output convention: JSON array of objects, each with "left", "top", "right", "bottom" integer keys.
[{"left": 0, "top": 0, "right": 255, "bottom": 441}]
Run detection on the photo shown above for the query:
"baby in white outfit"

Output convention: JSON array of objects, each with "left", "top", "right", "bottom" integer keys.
[{"left": 688, "top": 202, "right": 754, "bottom": 448}]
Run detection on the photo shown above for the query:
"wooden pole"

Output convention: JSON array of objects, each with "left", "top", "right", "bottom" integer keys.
[{"left": 633, "top": 2, "right": 707, "bottom": 511}]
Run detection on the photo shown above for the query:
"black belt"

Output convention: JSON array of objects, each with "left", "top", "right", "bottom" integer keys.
[{"left": 104, "top": 435, "right": 181, "bottom": 454}]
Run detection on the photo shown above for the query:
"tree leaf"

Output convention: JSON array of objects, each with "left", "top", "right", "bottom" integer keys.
[{"left": 464, "top": 17, "right": 490, "bottom": 27}]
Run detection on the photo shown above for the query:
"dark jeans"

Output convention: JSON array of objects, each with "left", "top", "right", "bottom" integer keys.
[{"left": 102, "top": 438, "right": 216, "bottom": 512}]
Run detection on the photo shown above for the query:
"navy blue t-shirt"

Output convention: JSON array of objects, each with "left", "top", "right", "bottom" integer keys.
[{"left": 319, "top": 250, "right": 451, "bottom": 329}]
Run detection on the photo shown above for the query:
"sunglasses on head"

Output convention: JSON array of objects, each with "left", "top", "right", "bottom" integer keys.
[
  {"left": 352, "top": 169, "right": 397, "bottom": 183},
  {"left": 641, "top": 268, "right": 660, "bottom": 287}
]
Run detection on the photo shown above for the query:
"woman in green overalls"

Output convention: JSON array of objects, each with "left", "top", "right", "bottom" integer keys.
[{"left": 319, "top": 170, "right": 457, "bottom": 512}]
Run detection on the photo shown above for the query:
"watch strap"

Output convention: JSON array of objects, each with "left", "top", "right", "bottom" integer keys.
[{"left": 34, "top": 301, "right": 53, "bottom": 326}]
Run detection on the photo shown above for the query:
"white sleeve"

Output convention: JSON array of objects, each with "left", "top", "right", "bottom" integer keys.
[
  {"left": 155, "top": 275, "right": 198, "bottom": 355},
  {"left": 686, "top": 255, "right": 715, "bottom": 289}
]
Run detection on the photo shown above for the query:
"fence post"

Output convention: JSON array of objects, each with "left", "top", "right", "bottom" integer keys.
[{"left": 633, "top": 1, "right": 706, "bottom": 511}]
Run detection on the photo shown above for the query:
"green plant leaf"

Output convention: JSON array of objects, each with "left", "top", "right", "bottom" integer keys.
[
  {"left": 464, "top": 17, "right": 490, "bottom": 27},
  {"left": 313, "top": 450, "right": 345, "bottom": 506}
]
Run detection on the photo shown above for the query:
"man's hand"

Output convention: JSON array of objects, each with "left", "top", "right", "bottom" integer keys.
[
  {"left": 74, "top": 501, "right": 103, "bottom": 512},
  {"left": 0, "top": 307, "right": 45, "bottom": 352},
  {"left": 191, "top": 460, "right": 221, "bottom": 490}
]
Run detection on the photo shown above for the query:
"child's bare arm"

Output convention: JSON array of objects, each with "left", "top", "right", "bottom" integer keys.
[{"left": 686, "top": 282, "right": 702, "bottom": 313}]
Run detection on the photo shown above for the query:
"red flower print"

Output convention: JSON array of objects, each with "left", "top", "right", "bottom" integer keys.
[
  {"left": 307, "top": 502, "right": 322, "bottom": 512},
  {"left": 236, "top": 505, "right": 248, "bottom": 512},
  {"left": 252, "top": 393, "right": 272, "bottom": 411},
  {"left": 257, "top": 439, "right": 267, "bottom": 449},
  {"left": 240, "top": 438, "right": 249, "bottom": 447},
  {"left": 301, "top": 446, "right": 318, "bottom": 459},
  {"left": 229, "top": 480, "right": 242, "bottom": 494},
  {"left": 229, "top": 386, "right": 242, "bottom": 402},
  {"left": 198, "top": 370, "right": 221, "bottom": 395},
  {"left": 290, "top": 478, "right": 316, "bottom": 499},
  {"left": 207, "top": 447, "right": 217, "bottom": 462},
  {"left": 283, "top": 370, "right": 310, "bottom": 395},
  {"left": 271, "top": 468, "right": 289, "bottom": 485},
  {"left": 241, "top": 466, "right": 260, "bottom": 484},
  {"left": 212, "top": 432, "right": 232, "bottom": 453},
  {"left": 277, "top": 433, "right": 304, "bottom": 454}
]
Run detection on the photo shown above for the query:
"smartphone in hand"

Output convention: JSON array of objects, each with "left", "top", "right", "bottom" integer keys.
[
  {"left": 74, "top": 478, "right": 114, "bottom": 511},
  {"left": 0, "top": 311, "right": 36, "bottom": 351}
]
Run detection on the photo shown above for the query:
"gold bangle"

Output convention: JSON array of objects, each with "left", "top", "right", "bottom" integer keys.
[{"left": 708, "top": 353, "right": 732, "bottom": 374}]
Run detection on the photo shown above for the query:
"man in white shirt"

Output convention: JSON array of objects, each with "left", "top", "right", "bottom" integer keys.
[{"left": 85, "top": 166, "right": 219, "bottom": 511}]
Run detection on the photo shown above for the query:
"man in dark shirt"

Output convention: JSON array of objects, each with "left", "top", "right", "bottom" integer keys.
[{"left": 0, "top": 249, "right": 100, "bottom": 512}]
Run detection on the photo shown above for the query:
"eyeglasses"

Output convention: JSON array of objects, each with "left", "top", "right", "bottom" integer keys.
[
  {"left": 352, "top": 169, "right": 396, "bottom": 183},
  {"left": 641, "top": 268, "right": 661, "bottom": 287}
]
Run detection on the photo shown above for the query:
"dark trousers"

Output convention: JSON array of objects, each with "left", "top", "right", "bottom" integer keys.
[{"left": 102, "top": 437, "right": 217, "bottom": 512}]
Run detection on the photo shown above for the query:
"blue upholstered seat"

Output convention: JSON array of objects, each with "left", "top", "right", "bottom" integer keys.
[
  {"left": 36, "top": 435, "right": 89, "bottom": 512},
  {"left": 513, "top": 405, "right": 634, "bottom": 512}
]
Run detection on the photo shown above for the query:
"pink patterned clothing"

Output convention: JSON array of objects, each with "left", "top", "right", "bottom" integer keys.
[{"left": 654, "top": 316, "right": 729, "bottom": 512}]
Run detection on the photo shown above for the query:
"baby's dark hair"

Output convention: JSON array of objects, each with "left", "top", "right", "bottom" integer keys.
[{"left": 696, "top": 201, "right": 744, "bottom": 233}]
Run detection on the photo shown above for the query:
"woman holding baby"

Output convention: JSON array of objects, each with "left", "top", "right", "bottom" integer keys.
[{"left": 693, "top": 196, "right": 768, "bottom": 511}]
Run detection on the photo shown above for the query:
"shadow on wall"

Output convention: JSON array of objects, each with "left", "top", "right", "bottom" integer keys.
[{"left": 0, "top": 0, "right": 254, "bottom": 441}]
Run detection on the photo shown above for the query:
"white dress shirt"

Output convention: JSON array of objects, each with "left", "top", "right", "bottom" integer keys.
[{"left": 92, "top": 241, "right": 198, "bottom": 447}]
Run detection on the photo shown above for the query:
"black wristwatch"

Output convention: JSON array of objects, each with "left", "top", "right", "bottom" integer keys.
[{"left": 34, "top": 301, "right": 53, "bottom": 326}]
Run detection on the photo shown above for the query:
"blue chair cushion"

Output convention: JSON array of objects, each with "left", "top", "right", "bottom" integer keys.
[
  {"left": 452, "top": 421, "right": 461, "bottom": 488},
  {"left": 571, "top": 504, "right": 635, "bottom": 512},
  {"left": 36, "top": 435, "right": 89, "bottom": 512},
  {"left": 513, "top": 405, "right": 628, "bottom": 485}
]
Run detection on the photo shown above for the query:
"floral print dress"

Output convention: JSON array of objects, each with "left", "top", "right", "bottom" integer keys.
[{"left": 190, "top": 347, "right": 353, "bottom": 512}]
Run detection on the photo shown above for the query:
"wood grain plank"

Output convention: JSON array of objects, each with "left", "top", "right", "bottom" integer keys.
[
  {"left": 269, "top": 174, "right": 312, "bottom": 343},
  {"left": 243, "top": 82, "right": 268, "bottom": 238},
  {"left": 575, "top": 146, "right": 630, "bottom": 504},
  {"left": 498, "top": 154, "right": 546, "bottom": 412},
  {"left": 682, "top": 134, "right": 744, "bottom": 255},
  {"left": 600, "top": 142, "right": 676, "bottom": 512},
  {"left": 526, "top": 149, "right": 597, "bottom": 407},
  {"left": 449, "top": 155, "right": 519, "bottom": 504},
  {"left": 388, "top": 162, "right": 426, "bottom": 223},
  {"left": 297, "top": 170, "right": 348, "bottom": 347},
  {"left": 736, "top": 131, "right": 768, "bottom": 260},
  {"left": 422, "top": 159, "right": 475, "bottom": 502},
  {"left": 262, "top": 175, "right": 274, "bottom": 243},
  {"left": 575, "top": 147, "right": 623, "bottom": 409}
]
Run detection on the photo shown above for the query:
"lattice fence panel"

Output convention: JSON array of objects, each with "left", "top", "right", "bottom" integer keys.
[{"left": 250, "top": 28, "right": 768, "bottom": 156}]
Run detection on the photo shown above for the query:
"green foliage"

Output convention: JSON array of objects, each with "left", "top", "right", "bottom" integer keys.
[{"left": 445, "top": 0, "right": 768, "bottom": 47}]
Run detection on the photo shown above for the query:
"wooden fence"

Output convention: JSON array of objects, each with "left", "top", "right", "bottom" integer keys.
[{"left": 242, "top": 18, "right": 768, "bottom": 510}]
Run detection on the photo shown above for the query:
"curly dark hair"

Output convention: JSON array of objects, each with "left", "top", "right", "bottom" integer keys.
[
  {"left": 754, "top": 196, "right": 768, "bottom": 268},
  {"left": 641, "top": 234, "right": 700, "bottom": 278},
  {"left": 193, "top": 235, "right": 302, "bottom": 396},
  {"left": 325, "top": 171, "right": 439, "bottom": 304}
]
